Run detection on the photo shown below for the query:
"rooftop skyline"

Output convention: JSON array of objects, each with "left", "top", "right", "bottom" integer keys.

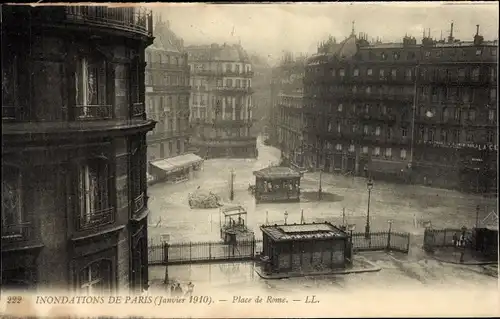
[{"left": 148, "top": 2, "right": 498, "bottom": 66}]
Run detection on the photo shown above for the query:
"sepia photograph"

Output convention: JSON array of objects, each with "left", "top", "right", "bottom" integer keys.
[{"left": 1, "top": 2, "right": 499, "bottom": 318}]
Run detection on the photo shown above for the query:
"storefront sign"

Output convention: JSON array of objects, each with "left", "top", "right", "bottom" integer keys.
[{"left": 423, "top": 141, "right": 498, "bottom": 151}]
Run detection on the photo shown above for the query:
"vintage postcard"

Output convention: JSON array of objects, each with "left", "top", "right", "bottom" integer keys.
[{"left": 1, "top": 2, "right": 499, "bottom": 318}]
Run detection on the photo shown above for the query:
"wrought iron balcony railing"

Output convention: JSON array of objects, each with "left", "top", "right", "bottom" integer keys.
[
  {"left": 1, "top": 222, "right": 33, "bottom": 245},
  {"left": 2, "top": 105, "right": 19, "bottom": 121},
  {"left": 132, "top": 102, "right": 145, "bottom": 118},
  {"left": 133, "top": 193, "right": 145, "bottom": 215},
  {"left": 76, "top": 207, "right": 115, "bottom": 231},
  {"left": 75, "top": 104, "right": 112, "bottom": 120},
  {"left": 65, "top": 6, "right": 153, "bottom": 37}
]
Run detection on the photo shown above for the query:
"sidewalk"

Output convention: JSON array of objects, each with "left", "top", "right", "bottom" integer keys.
[
  {"left": 429, "top": 247, "right": 498, "bottom": 266},
  {"left": 254, "top": 255, "right": 381, "bottom": 280}
]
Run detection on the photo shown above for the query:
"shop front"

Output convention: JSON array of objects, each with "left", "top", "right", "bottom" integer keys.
[{"left": 149, "top": 153, "right": 204, "bottom": 185}]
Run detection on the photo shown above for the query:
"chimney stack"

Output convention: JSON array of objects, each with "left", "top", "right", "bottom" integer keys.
[
  {"left": 476, "top": 24, "right": 480, "bottom": 36},
  {"left": 448, "top": 21, "right": 454, "bottom": 43}
]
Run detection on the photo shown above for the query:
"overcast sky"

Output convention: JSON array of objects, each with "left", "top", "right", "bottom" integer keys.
[{"left": 146, "top": 2, "right": 499, "bottom": 65}]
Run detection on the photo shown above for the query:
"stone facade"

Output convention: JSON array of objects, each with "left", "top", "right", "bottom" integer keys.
[{"left": 1, "top": 5, "right": 155, "bottom": 294}]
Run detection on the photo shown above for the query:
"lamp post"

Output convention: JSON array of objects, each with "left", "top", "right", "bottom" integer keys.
[
  {"left": 229, "top": 169, "right": 235, "bottom": 201},
  {"left": 365, "top": 178, "right": 374, "bottom": 239},
  {"left": 318, "top": 167, "right": 323, "bottom": 200},
  {"left": 347, "top": 224, "right": 356, "bottom": 264},
  {"left": 387, "top": 220, "right": 393, "bottom": 250}
]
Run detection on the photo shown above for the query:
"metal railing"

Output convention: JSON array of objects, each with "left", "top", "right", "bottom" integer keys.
[
  {"left": 133, "top": 193, "right": 145, "bottom": 214},
  {"left": 75, "top": 105, "right": 112, "bottom": 120},
  {"left": 76, "top": 207, "right": 114, "bottom": 231},
  {"left": 1, "top": 222, "right": 33, "bottom": 244},
  {"left": 132, "top": 102, "right": 145, "bottom": 118},
  {"left": 65, "top": 6, "right": 153, "bottom": 37},
  {"left": 2, "top": 105, "right": 18, "bottom": 121},
  {"left": 148, "top": 231, "right": 410, "bottom": 265}
]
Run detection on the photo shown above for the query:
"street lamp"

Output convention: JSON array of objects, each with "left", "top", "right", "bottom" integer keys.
[
  {"left": 387, "top": 220, "right": 393, "bottom": 250},
  {"left": 229, "top": 169, "right": 235, "bottom": 201},
  {"left": 365, "top": 178, "right": 374, "bottom": 239},
  {"left": 318, "top": 166, "right": 323, "bottom": 200},
  {"left": 347, "top": 224, "right": 356, "bottom": 263}
]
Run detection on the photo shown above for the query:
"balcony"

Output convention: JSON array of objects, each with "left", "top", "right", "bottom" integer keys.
[
  {"left": 215, "top": 86, "right": 254, "bottom": 94},
  {"left": 147, "top": 130, "right": 190, "bottom": 142},
  {"left": 76, "top": 207, "right": 115, "bottom": 231},
  {"left": 1, "top": 222, "right": 33, "bottom": 246},
  {"left": 133, "top": 193, "right": 145, "bottom": 215},
  {"left": 147, "top": 62, "right": 187, "bottom": 70},
  {"left": 132, "top": 102, "right": 145, "bottom": 118},
  {"left": 2, "top": 105, "right": 19, "bottom": 122},
  {"left": 64, "top": 6, "right": 153, "bottom": 37},
  {"left": 75, "top": 104, "right": 112, "bottom": 120}
]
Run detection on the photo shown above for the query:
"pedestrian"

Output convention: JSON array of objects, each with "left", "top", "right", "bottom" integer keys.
[
  {"left": 170, "top": 283, "right": 175, "bottom": 296},
  {"left": 174, "top": 283, "right": 183, "bottom": 297},
  {"left": 185, "top": 282, "right": 194, "bottom": 297},
  {"left": 452, "top": 233, "right": 458, "bottom": 247}
]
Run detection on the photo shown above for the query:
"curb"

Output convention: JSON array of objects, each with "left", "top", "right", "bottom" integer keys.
[
  {"left": 253, "top": 257, "right": 381, "bottom": 280},
  {"left": 431, "top": 256, "right": 498, "bottom": 266}
]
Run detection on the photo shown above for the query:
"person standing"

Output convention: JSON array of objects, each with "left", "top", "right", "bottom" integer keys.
[{"left": 185, "top": 282, "right": 194, "bottom": 297}]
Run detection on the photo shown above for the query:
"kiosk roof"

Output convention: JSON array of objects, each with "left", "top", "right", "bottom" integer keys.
[
  {"left": 253, "top": 166, "right": 302, "bottom": 179},
  {"left": 260, "top": 222, "right": 348, "bottom": 242}
]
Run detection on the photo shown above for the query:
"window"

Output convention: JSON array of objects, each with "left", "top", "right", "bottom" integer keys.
[
  {"left": 476, "top": 49, "right": 482, "bottom": 56},
  {"left": 235, "top": 79, "right": 241, "bottom": 88},
  {"left": 490, "top": 88, "right": 497, "bottom": 102},
  {"left": 365, "top": 104, "right": 370, "bottom": 113},
  {"left": 492, "top": 48, "right": 497, "bottom": 57},
  {"left": 458, "top": 68, "right": 466, "bottom": 80},
  {"left": 428, "top": 127, "right": 435, "bottom": 142},
  {"left": 226, "top": 79, "right": 233, "bottom": 87},
  {"left": 440, "top": 129, "right": 448, "bottom": 142},
  {"left": 79, "top": 259, "right": 112, "bottom": 295},
  {"left": 466, "top": 130, "right": 474, "bottom": 143},
  {"left": 373, "top": 147, "right": 380, "bottom": 156},
  {"left": 387, "top": 127, "right": 393, "bottom": 140},
  {"left": 362, "top": 146, "right": 368, "bottom": 154},
  {"left": 489, "top": 110, "right": 495, "bottom": 122},
  {"left": 486, "top": 130, "right": 494, "bottom": 143},
  {"left": 454, "top": 108, "right": 461, "bottom": 121},
  {"left": 353, "top": 68, "right": 359, "bottom": 77},
  {"left": 375, "top": 126, "right": 381, "bottom": 136},
  {"left": 391, "top": 69, "right": 397, "bottom": 78},
  {"left": 366, "top": 86, "right": 371, "bottom": 94},
  {"left": 331, "top": 68, "right": 336, "bottom": 77},
  {"left": 381, "top": 104, "right": 387, "bottom": 115},
  {"left": 338, "top": 103, "right": 343, "bottom": 112},
  {"left": 363, "top": 125, "right": 369, "bottom": 135},
  {"left": 2, "top": 52, "right": 19, "bottom": 119},
  {"left": 393, "top": 52, "right": 400, "bottom": 60},
  {"left": 491, "top": 68, "right": 496, "bottom": 82},
  {"left": 468, "top": 109, "right": 476, "bottom": 121},
  {"left": 407, "top": 52, "right": 415, "bottom": 60},
  {"left": 352, "top": 86, "right": 357, "bottom": 93},
  {"left": 381, "top": 52, "right": 387, "bottom": 60},
  {"left": 442, "top": 108, "right": 449, "bottom": 121},
  {"left": 225, "top": 63, "right": 232, "bottom": 72},
  {"left": 77, "top": 159, "right": 112, "bottom": 230},
  {"left": 405, "top": 69, "right": 412, "bottom": 80},
  {"left": 400, "top": 149, "right": 407, "bottom": 160},
  {"left": 425, "top": 51, "right": 430, "bottom": 58},
  {"left": 235, "top": 64, "right": 240, "bottom": 73},
  {"left": 367, "top": 68, "right": 373, "bottom": 76},
  {"left": 339, "top": 69, "right": 345, "bottom": 77},
  {"left": 401, "top": 127, "right": 408, "bottom": 138},
  {"left": 453, "top": 129, "right": 460, "bottom": 143},
  {"left": 75, "top": 56, "right": 108, "bottom": 118},
  {"left": 352, "top": 104, "right": 357, "bottom": 113},
  {"left": 385, "top": 148, "right": 392, "bottom": 158},
  {"left": 471, "top": 67, "right": 480, "bottom": 81},
  {"left": 436, "top": 50, "right": 442, "bottom": 57},
  {"left": 335, "top": 144, "right": 342, "bottom": 151},
  {"left": 349, "top": 145, "right": 355, "bottom": 153},
  {"left": 337, "top": 122, "right": 341, "bottom": 133},
  {"left": 379, "top": 69, "right": 385, "bottom": 78},
  {"left": 2, "top": 167, "right": 23, "bottom": 238},
  {"left": 418, "top": 126, "right": 425, "bottom": 141}
]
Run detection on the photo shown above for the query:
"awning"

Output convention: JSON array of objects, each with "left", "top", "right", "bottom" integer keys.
[
  {"left": 150, "top": 153, "right": 204, "bottom": 174},
  {"left": 369, "top": 159, "right": 409, "bottom": 174}
]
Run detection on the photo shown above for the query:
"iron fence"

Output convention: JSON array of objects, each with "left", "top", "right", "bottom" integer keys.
[
  {"left": 148, "top": 230, "right": 410, "bottom": 265},
  {"left": 423, "top": 228, "right": 466, "bottom": 251}
]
